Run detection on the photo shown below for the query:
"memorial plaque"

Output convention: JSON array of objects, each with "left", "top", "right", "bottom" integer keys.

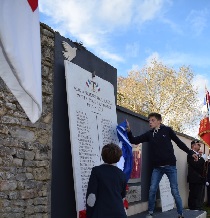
[
  {"left": 64, "top": 61, "right": 119, "bottom": 217},
  {"left": 159, "top": 174, "right": 174, "bottom": 212},
  {"left": 126, "top": 185, "right": 141, "bottom": 203}
]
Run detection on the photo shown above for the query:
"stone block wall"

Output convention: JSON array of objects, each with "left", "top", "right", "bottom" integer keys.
[{"left": 0, "top": 23, "right": 54, "bottom": 218}]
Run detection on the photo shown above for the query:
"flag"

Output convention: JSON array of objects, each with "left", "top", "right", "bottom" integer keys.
[
  {"left": 199, "top": 87, "right": 210, "bottom": 147},
  {"left": 116, "top": 120, "right": 133, "bottom": 182},
  {"left": 198, "top": 117, "right": 210, "bottom": 147},
  {"left": 0, "top": 0, "right": 42, "bottom": 123}
]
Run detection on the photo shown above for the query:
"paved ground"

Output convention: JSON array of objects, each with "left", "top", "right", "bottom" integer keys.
[{"left": 129, "top": 208, "right": 207, "bottom": 218}]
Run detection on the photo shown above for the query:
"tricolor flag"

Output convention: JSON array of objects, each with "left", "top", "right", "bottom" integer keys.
[
  {"left": 199, "top": 86, "right": 210, "bottom": 147},
  {"left": 0, "top": 0, "right": 42, "bottom": 123},
  {"left": 116, "top": 120, "right": 133, "bottom": 182}
]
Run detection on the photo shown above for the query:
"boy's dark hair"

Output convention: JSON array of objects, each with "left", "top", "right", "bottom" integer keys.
[
  {"left": 102, "top": 143, "right": 122, "bottom": 164},
  {"left": 148, "top": 112, "right": 162, "bottom": 121},
  {"left": 191, "top": 140, "right": 200, "bottom": 145},
  {"left": 191, "top": 140, "right": 201, "bottom": 148}
]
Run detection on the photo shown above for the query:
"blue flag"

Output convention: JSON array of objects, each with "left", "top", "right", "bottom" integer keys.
[{"left": 116, "top": 120, "right": 133, "bottom": 182}]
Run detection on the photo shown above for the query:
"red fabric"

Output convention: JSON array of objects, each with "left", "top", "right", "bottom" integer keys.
[
  {"left": 123, "top": 184, "right": 129, "bottom": 209},
  {"left": 126, "top": 184, "right": 129, "bottom": 191},
  {"left": 130, "top": 150, "right": 141, "bottom": 179},
  {"left": 27, "top": 0, "right": 38, "bottom": 12},
  {"left": 79, "top": 210, "right": 86, "bottom": 218},
  {"left": 123, "top": 199, "right": 129, "bottom": 209},
  {"left": 198, "top": 117, "right": 210, "bottom": 147}
]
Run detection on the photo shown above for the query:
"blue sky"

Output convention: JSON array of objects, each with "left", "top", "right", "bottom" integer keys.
[{"left": 39, "top": 0, "right": 210, "bottom": 98}]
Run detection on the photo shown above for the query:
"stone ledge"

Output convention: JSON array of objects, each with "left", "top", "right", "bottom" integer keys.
[{"left": 129, "top": 208, "right": 207, "bottom": 218}]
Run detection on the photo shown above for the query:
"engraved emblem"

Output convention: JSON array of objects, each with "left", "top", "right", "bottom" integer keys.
[{"left": 86, "top": 79, "right": 100, "bottom": 92}]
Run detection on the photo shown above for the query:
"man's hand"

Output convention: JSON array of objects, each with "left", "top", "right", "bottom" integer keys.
[
  {"left": 192, "top": 153, "right": 198, "bottom": 161},
  {"left": 126, "top": 119, "right": 131, "bottom": 132}
]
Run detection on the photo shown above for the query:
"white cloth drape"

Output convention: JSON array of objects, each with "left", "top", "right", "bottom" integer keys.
[{"left": 0, "top": 0, "right": 42, "bottom": 123}]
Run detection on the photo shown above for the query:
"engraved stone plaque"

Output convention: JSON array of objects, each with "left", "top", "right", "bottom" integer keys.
[
  {"left": 126, "top": 185, "right": 141, "bottom": 203},
  {"left": 159, "top": 174, "right": 174, "bottom": 212},
  {"left": 64, "top": 61, "right": 119, "bottom": 216}
]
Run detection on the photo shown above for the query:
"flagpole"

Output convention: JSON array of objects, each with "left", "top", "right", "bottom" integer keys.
[{"left": 206, "top": 86, "right": 210, "bottom": 120}]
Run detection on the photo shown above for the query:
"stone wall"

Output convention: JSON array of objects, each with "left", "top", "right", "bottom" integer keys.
[{"left": 0, "top": 23, "right": 54, "bottom": 218}]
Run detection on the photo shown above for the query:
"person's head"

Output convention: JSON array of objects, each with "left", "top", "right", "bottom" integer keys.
[
  {"left": 198, "top": 149, "right": 203, "bottom": 156},
  {"left": 191, "top": 140, "right": 201, "bottom": 152},
  {"left": 101, "top": 143, "right": 122, "bottom": 164},
  {"left": 148, "top": 113, "right": 162, "bottom": 129}
]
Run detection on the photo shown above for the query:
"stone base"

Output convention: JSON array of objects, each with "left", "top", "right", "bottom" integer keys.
[{"left": 128, "top": 208, "right": 207, "bottom": 218}]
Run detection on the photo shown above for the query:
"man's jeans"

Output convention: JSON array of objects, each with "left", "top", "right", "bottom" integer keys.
[{"left": 148, "top": 165, "right": 183, "bottom": 215}]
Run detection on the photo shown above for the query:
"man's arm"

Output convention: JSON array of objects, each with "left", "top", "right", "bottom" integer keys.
[
  {"left": 169, "top": 127, "right": 198, "bottom": 161},
  {"left": 188, "top": 153, "right": 204, "bottom": 170},
  {"left": 126, "top": 120, "right": 149, "bottom": 144}
]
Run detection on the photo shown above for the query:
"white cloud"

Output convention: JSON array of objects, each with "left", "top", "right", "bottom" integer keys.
[
  {"left": 145, "top": 52, "right": 161, "bottom": 65},
  {"left": 162, "top": 52, "right": 194, "bottom": 66},
  {"left": 39, "top": 0, "right": 168, "bottom": 62},
  {"left": 125, "top": 42, "right": 140, "bottom": 58},
  {"left": 156, "top": 52, "right": 210, "bottom": 70},
  {"left": 123, "top": 64, "right": 141, "bottom": 76},
  {"left": 160, "top": 17, "right": 183, "bottom": 35},
  {"left": 135, "top": 0, "right": 165, "bottom": 21},
  {"left": 193, "top": 74, "right": 209, "bottom": 100},
  {"left": 39, "top": 0, "right": 134, "bottom": 47},
  {"left": 186, "top": 9, "right": 209, "bottom": 36},
  {"left": 99, "top": 50, "right": 124, "bottom": 62},
  {"left": 39, "top": 0, "right": 102, "bottom": 46},
  {"left": 98, "top": 0, "right": 133, "bottom": 28},
  {"left": 130, "top": 64, "right": 141, "bottom": 71}
]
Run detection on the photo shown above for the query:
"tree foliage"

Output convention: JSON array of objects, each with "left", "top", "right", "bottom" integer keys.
[{"left": 117, "top": 59, "right": 202, "bottom": 134}]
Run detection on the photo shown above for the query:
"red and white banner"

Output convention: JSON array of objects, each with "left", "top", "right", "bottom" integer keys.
[
  {"left": 199, "top": 117, "right": 210, "bottom": 147},
  {"left": 0, "top": 0, "right": 42, "bottom": 123}
]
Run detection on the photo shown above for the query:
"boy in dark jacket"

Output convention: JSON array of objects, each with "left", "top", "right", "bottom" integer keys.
[
  {"left": 126, "top": 113, "right": 198, "bottom": 218},
  {"left": 86, "top": 143, "right": 127, "bottom": 218}
]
